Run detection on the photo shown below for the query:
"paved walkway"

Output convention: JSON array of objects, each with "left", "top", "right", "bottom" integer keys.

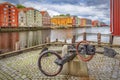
[{"left": 0, "top": 46, "right": 120, "bottom": 80}]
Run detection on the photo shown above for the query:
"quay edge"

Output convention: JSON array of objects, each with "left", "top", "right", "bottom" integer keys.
[{"left": 0, "top": 27, "right": 51, "bottom": 32}]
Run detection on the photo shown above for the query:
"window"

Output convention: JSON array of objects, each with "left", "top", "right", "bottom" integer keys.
[
  {"left": 9, "top": 16, "right": 11, "bottom": 18},
  {"left": 8, "top": 23, "right": 11, "bottom": 26},
  {"left": 4, "top": 12, "right": 7, "bottom": 14},
  {"left": 5, "top": 5, "right": 8, "bottom": 7},
  {"left": 9, "top": 9, "right": 11, "bottom": 11},
  {"left": 11, "top": 6, "right": 13, "bottom": 8},
  {"left": 8, "top": 19, "right": 11, "bottom": 22},
  {"left": 4, "top": 16, "right": 6, "bottom": 18},
  {"left": 4, "top": 16, "right": 6, "bottom": 22},
  {"left": 12, "top": 19, "right": 15, "bottom": 22},
  {"left": 12, "top": 9, "right": 15, "bottom": 12},
  {"left": 21, "top": 17, "right": 23, "bottom": 22},
  {"left": 3, "top": 8, "right": 7, "bottom": 10},
  {"left": 8, "top": 12, "right": 11, "bottom": 14},
  {"left": 8, "top": 6, "right": 11, "bottom": 8}
]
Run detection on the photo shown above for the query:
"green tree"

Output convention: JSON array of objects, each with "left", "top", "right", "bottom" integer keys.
[
  {"left": 66, "top": 14, "right": 70, "bottom": 16},
  {"left": 16, "top": 4, "right": 26, "bottom": 9},
  {"left": 59, "top": 14, "right": 65, "bottom": 16}
]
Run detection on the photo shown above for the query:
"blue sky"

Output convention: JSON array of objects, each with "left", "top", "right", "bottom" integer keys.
[{"left": 0, "top": 0, "right": 110, "bottom": 24}]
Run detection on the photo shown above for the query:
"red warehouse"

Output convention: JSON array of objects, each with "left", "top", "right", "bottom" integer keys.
[
  {"left": 0, "top": 2, "right": 18, "bottom": 27},
  {"left": 110, "top": 0, "right": 120, "bottom": 36},
  {"left": 110, "top": 0, "right": 120, "bottom": 44}
]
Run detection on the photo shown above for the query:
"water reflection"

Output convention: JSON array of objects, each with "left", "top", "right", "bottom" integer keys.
[
  {"left": 0, "top": 30, "right": 51, "bottom": 53},
  {"left": 0, "top": 32, "right": 19, "bottom": 53},
  {"left": 0, "top": 27, "right": 110, "bottom": 53},
  {"left": 51, "top": 27, "right": 110, "bottom": 43},
  {"left": 75, "top": 27, "right": 110, "bottom": 42},
  {"left": 51, "top": 29, "right": 76, "bottom": 42},
  {"left": 19, "top": 30, "right": 51, "bottom": 49}
]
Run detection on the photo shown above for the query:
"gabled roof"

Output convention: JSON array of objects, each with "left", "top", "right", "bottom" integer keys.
[
  {"left": 25, "top": 7, "right": 35, "bottom": 11},
  {"left": 18, "top": 8, "right": 28, "bottom": 12},
  {"left": 0, "top": 2, "right": 16, "bottom": 7},
  {"left": 40, "top": 11, "right": 47, "bottom": 16}
]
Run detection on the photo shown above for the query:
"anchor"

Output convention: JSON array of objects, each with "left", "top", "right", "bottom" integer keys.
[{"left": 38, "top": 40, "right": 118, "bottom": 77}]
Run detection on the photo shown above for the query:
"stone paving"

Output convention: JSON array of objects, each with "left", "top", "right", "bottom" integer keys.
[
  {"left": 87, "top": 47, "right": 120, "bottom": 80},
  {"left": 0, "top": 46, "right": 120, "bottom": 80}
]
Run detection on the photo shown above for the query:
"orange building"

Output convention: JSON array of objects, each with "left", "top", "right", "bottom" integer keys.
[
  {"left": 51, "top": 16, "right": 73, "bottom": 27},
  {"left": 80, "top": 18, "right": 92, "bottom": 27},
  {"left": 92, "top": 20, "right": 100, "bottom": 27},
  {"left": 0, "top": 2, "right": 18, "bottom": 27}
]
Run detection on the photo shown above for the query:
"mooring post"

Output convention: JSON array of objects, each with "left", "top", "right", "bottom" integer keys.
[
  {"left": 109, "top": 34, "right": 114, "bottom": 45},
  {"left": 64, "top": 39, "right": 67, "bottom": 43},
  {"left": 97, "top": 33, "right": 101, "bottom": 46},
  {"left": 15, "top": 41, "right": 20, "bottom": 51},
  {"left": 72, "top": 35, "right": 76, "bottom": 43},
  {"left": 83, "top": 32, "right": 86, "bottom": 41},
  {"left": 56, "top": 38, "right": 58, "bottom": 42},
  {"left": 46, "top": 37, "right": 50, "bottom": 43}
]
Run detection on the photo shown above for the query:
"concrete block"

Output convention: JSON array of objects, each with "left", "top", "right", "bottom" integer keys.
[{"left": 113, "top": 36, "right": 120, "bottom": 45}]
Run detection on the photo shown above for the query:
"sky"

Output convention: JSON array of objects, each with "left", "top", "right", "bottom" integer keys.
[{"left": 0, "top": 0, "right": 110, "bottom": 24}]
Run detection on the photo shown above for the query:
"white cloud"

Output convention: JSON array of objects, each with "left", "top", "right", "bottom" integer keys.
[
  {"left": 16, "top": 0, "right": 29, "bottom": 4},
  {"left": 23, "top": 1, "right": 109, "bottom": 23},
  {"left": 0, "top": 0, "right": 5, "bottom": 3},
  {"left": 47, "top": 10, "right": 60, "bottom": 17}
]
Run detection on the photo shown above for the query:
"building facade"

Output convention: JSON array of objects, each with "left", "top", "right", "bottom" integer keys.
[
  {"left": 18, "top": 8, "right": 42, "bottom": 27},
  {"left": 92, "top": 20, "right": 100, "bottom": 27},
  {"left": 0, "top": 2, "right": 18, "bottom": 27},
  {"left": 100, "top": 22, "right": 107, "bottom": 27},
  {"left": 110, "top": 0, "right": 120, "bottom": 45},
  {"left": 51, "top": 16, "right": 79, "bottom": 27},
  {"left": 40, "top": 11, "right": 51, "bottom": 26},
  {"left": 18, "top": 9, "right": 27, "bottom": 27},
  {"left": 34, "top": 10, "right": 42, "bottom": 27},
  {"left": 80, "top": 18, "right": 92, "bottom": 27},
  {"left": 71, "top": 16, "right": 80, "bottom": 27},
  {"left": 26, "top": 8, "right": 34, "bottom": 27}
]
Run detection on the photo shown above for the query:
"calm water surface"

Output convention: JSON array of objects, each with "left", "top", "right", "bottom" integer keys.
[{"left": 0, "top": 27, "right": 110, "bottom": 53}]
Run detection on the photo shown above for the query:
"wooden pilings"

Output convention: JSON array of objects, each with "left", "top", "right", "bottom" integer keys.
[
  {"left": 109, "top": 34, "right": 114, "bottom": 45},
  {"left": 72, "top": 35, "right": 76, "bottom": 43},
  {"left": 56, "top": 38, "right": 58, "bottom": 42},
  {"left": 97, "top": 33, "right": 101, "bottom": 45},
  {"left": 45, "top": 32, "right": 113, "bottom": 45},
  {"left": 45, "top": 37, "right": 50, "bottom": 43},
  {"left": 64, "top": 39, "right": 67, "bottom": 43},
  {"left": 83, "top": 32, "right": 86, "bottom": 41}
]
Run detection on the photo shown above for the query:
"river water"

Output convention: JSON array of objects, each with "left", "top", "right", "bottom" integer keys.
[{"left": 0, "top": 27, "right": 110, "bottom": 53}]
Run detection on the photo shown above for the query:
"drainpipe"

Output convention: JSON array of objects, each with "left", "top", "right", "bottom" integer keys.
[{"left": 111, "top": 0, "right": 114, "bottom": 33}]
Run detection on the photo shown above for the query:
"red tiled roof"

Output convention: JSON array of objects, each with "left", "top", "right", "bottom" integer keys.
[
  {"left": 26, "top": 7, "right": 35, "bottom": 10},
  {"left": 18, "top": 8, "right": 28, "bottom": 12},
  {"left": 40, "top": 11, "right": 47, "bottom": 16},
  {"left": 0, "top": 2, "right": 15, "bottom": 7}
]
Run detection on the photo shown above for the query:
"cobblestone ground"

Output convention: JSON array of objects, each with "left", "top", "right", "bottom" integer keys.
[
  {"left": 87, "top": 47, "right": 120, "bottom": 80},
  {"left": 0, "top": 46, "right": 120, "bottom": 80}
]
